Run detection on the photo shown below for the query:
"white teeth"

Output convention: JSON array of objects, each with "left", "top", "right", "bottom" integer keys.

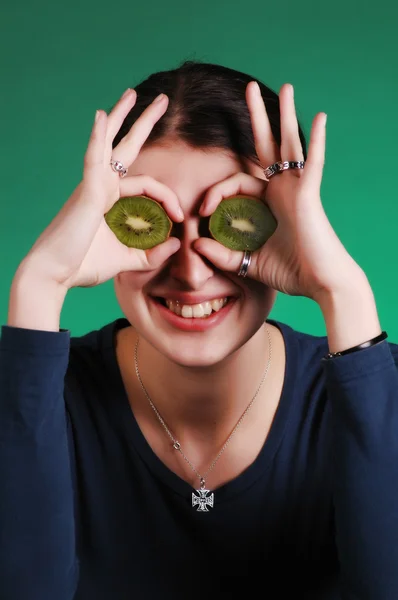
[
  {"left": 165, "top": 297, "right": 229, "bottom": 318},
  {"left": 211, "top": 299, "right": 223, "bottom": 312},
  {"left": 167, "top": 300, "right": 182, "bottom": 315},
  {"left": 202, "top": 302, "right": 212, "bottom": 316},
  {"left": 181, "top": 305, "right": 193, "bottom": 318},
  {"left": 192, "top": 304, "right": 205, "bottom": 318}
]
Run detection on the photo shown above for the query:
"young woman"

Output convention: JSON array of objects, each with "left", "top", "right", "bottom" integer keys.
[{"left": 1, "top": 60, "right": 397, "bottom": 600}]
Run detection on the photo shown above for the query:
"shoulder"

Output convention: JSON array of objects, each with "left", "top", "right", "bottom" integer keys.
[
  {"left": 268, "top": 317, "right": 328, "bottom": 370},
  {"left": 67, "top": 317, "right": 130, "bottom": 379},
  {"left": 270, "top": 317, "right": 398, "bottom": 354},
  {"left": 268, "top": 317, "right": 398, "bottom": 384}
]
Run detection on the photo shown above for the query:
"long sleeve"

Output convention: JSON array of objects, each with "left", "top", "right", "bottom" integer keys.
[
  {"left": 322, "top": 340, "right": 398, "bottom": 599},
  {"left": 0, "top": 325, "right": 79, "bottom": 600}
]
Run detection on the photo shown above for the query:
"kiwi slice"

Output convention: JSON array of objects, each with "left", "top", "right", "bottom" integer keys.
[
  {"left": 209, "top": 195, "right": 277, "bottom": 251},
  {"left": 105, "top": 195, "right": 172, "bottom": 250}
]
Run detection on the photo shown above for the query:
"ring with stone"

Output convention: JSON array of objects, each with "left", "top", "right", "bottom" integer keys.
[
  {"left": 263, "top": 159, "right": 305, "bottom": 181},
  {"left": 110, "top": 158, "right": 127, "bottom": 178}
]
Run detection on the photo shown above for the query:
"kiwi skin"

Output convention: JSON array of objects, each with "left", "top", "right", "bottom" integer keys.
[
  {"left": 105, "top": 195, "right": 172, "bottom": 250},
  {"left": 209, "top": 195, "right": 277, "bottom": 252}
]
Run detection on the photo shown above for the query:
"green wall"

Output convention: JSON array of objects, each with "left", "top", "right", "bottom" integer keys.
[{"left": 1, "top": 0, "right": 397, "bottom": 339}]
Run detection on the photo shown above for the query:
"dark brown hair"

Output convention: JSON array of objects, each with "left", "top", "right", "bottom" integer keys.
[{"left": 112, "top": 59, "right": 307, "bottom": 165}]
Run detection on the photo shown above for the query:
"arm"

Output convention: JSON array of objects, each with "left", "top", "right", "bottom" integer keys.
[
  {"left": 0, "top": 271, "right": 78, "bottom": 600},
  {"left": 318, "top": 280, "right": 398, "bottom": 599}
]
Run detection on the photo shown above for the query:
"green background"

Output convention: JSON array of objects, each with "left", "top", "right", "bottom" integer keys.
[{"left": 1, "top": 0, "right": 397, "bottom": 339}]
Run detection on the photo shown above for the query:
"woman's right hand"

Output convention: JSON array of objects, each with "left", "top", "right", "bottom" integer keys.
[{"left": 19, "top": 89, "right": 183, "bottom": 290}]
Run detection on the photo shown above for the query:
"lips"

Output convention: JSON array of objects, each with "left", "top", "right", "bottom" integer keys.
[
  {"left": 164, "top": 297, "right": 229, "bottom": 318},
  {"left": 150, "top": 295, "right": 237, "bottom": 332}
]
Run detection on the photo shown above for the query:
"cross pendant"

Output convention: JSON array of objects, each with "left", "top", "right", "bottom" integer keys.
[{"left": 191, "top": 478, "right": 214, "bottom": 511}]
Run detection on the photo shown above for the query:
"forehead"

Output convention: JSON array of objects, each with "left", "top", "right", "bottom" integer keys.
[{"left": 127, "top": 141, "right": 257, "bottom": 210}]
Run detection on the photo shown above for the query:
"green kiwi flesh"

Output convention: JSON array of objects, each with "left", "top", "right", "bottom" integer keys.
[
  {"left": 105, "top": 195, "right": 172, "bottom": 250},
  {"left": 209, "top": 195, "right": 277, "bottom": 251}
]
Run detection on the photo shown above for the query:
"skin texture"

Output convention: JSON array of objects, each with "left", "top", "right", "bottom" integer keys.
[
  {"left": 114, "top": 143, "right": 277, "bottom": 369},
  {"left": 112, "top": 145, "right": 285, "bottom": 490}
]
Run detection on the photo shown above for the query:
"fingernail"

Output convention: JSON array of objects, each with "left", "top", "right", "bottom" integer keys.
[
  {"left": 154, "top": 93, "right": 165, "bottom": 103},
  {"left": 178, "top": 206, "right": 184, "bottom": 219},
  {"left": 121, "top": 88, "right": 132, "bottom": 99},
  {"left": 95, "top": 110, "right": 101, "bottom": 123},
  {"left": 253, "top": 81, "right": 261, "bottom": 96},
  {"left": 169, "top": 238, "right": 181, "bottom": 252},
  {"left": 324, "top": 113, "right": 328, "bottom": 125}
]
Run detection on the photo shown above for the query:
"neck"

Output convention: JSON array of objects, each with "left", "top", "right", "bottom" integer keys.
[{"left": 132, "top": 324, "right": 272, "bottom": 437}]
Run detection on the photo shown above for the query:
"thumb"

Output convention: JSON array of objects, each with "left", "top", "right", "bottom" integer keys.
[
  {"left": 194, "top": 238, "right": 258, "bottom": 279},
  {"left": 122, "top": 237, "right": 181, "bottom": 272}
]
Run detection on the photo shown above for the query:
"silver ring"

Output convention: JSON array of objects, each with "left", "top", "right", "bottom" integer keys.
[
  {"left": 237, "top": 250, "right": 252, "bottom": 278},
  {"left": 110, "top": 158, "right": 127, "bottom": 178},
  {"left": 288, "top": 161, "right": 305, "bottom": 170},
  {"left": 263, "top": 160, "right": 305, "bottom": 181}
]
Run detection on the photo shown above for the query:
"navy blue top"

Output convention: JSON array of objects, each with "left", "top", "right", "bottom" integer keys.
[{"left": 1, "top": 317, "right": 398, "bottom": 599}]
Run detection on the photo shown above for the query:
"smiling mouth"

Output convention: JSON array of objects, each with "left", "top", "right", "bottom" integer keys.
[{"left": 155, "top": 297, "right": 232, "bottom": 319}]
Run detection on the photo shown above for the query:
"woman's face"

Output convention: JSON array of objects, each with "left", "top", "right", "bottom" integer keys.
[{"left": 114, "top": 141, "right": 277, "bottom": 367}]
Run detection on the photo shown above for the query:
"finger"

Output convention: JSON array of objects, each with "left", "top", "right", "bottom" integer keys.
[
  {"left": 106, "top": 88, "right": 137, "bottom": 147},
  {"left": 246, "top": 81, "right": 280, "bottom": 168},
  {"left": 199, "top": 172, "right": 266, "bottom": 217},
  {"left": 193, "top": 238, "right": 259, "bottom": 281},
  {"left": 84, "top": 110, "right": 107, "bottom": 173},
  {"left": 302, "top": 112, "right": 327, "bottom": 190},
  {"left": 112, "top": 94, "right": 169, "bottom": 168},
  {"left": 119, "top": 175, "right": 184, "bottom": 223},
  {"left": 120, "top": 236, "right": 181, "bottom": 272},
  {"left": 279, "top": 84, "right": 305, "bottom": 163}
]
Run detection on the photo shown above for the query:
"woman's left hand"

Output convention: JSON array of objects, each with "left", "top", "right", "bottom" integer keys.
[{"left": 194, "top": 82, "right": 367, "bottom": 303}]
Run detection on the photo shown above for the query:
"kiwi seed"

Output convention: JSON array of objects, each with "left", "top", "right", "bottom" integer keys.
[
  {"left": 105, "top": 195, "right": 172, "bottom": 250},
  {"left": 208, "top": 195, "right": 277, "bottom": 252}
]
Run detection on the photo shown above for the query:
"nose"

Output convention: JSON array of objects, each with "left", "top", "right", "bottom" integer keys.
[{"left": 168, "top": 218, "right": 214, "bottom": 290}]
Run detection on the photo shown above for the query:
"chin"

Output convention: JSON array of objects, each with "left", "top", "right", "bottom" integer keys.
[
  {"left": 137, "top": 327, "right": 250, "bottom": 369},
  {"left": 123, "top": 301, "right": 267, "bottom": 370},
  {"left": 114, "top": 277, "right": 276, "bottom": 367}
]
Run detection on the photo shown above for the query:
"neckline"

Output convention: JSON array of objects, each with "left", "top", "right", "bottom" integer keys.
[{"left": 103, "top": 317, "right": 298, "bottom": 504}]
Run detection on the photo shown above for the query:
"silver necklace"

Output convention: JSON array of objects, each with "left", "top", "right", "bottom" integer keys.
[{"left": 134, "top": 326, "right": 272, "bottom": 511}]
